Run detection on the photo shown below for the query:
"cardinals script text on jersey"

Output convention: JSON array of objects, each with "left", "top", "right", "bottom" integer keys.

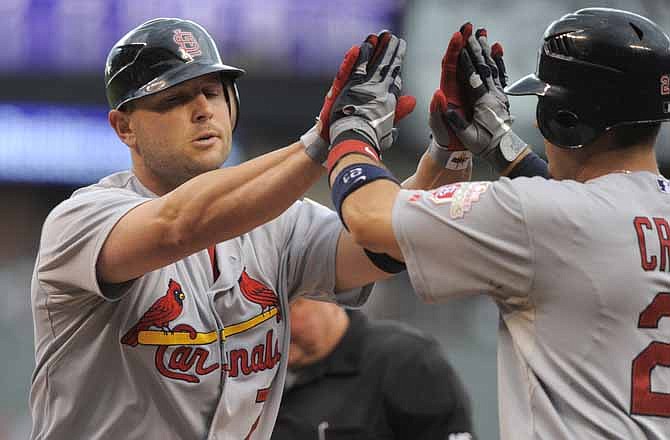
[{"left": 121, "top": 275, "right": 282, "bottom": 385}]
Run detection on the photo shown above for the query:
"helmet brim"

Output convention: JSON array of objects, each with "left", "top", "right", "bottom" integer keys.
[
  {"left": 115, "top": 62, "right": 245, "bottom": 110},
  {"left": 504, "top": 73, "right": 551, "bottom": 96}
]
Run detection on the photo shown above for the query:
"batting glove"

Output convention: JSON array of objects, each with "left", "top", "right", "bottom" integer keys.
[
  {"left": 426, "top": 29, "right": 473, "bottom": 171},
  {"left": 304, "top": 31, "right": 415, "bottom": 167},
  {"left": 302, "top": 33, "right": 415, "bottom": 164},
  {"left": 329, "top": 31, "right": 415, "bottom": 154},
  {"left": 446, "top": 24, "right": 527, "bottom": 174}
]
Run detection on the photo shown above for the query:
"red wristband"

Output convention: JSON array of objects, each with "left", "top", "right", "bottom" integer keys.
[{"left": 326, "top": 140, "right": 380, "bottom": 173}]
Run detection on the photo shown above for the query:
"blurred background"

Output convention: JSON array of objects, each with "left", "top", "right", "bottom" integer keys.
[{"left": 1, "top": 0, "right": 669, "bottom": 439}]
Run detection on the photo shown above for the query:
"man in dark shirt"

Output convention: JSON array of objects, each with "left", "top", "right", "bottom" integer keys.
[{"left": 272, "top": 298, "right": 474, "bottom": 440}]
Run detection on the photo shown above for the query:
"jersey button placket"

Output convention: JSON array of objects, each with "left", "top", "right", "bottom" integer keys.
[{"left": 206, "top": 292, "right": 227, "bottom": 391}]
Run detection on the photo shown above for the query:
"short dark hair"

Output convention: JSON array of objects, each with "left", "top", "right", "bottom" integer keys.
[
  {"left": 118, "top": 100, "right": 137, "bottom": 113},
  {"left": 610, "top": 122, "right": 661, "bottom": 149}
]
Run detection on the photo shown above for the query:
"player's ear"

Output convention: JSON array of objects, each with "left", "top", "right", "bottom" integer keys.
[{"left": 109, "top": 109, "right": 137, "bottom": 149}]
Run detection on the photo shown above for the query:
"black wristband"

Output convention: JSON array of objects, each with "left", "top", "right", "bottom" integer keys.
[
  {"left": 331, "top": 163, "right": 399, "bottom": 230},
  {"left": 507, "top": 151, "right": 550, "bottom": 179},
  {"left": 364, "top": 249, "right": 406, "bottom": 273}
]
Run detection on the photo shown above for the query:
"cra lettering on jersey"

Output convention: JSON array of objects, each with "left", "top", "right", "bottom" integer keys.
[
  {"left": 121, "top": 273, "right": 282, "bottom": 385},
  {"left": 428, "top": 182, "right": 491, "bottom": 219}
]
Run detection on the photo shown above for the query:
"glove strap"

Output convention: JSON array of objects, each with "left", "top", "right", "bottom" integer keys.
[
  {"left": 300, "top": 124, "right": 329, "bottom": 165},
  {"left": 484, "top": 131, "right": 527, "bottom": 174},
  {"left": 330, "top": 117, "right": 379, "bottom": 153}
]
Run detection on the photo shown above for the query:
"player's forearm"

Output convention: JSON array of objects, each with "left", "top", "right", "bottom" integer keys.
[
  {"left": 199, "top": 142, "right": 303, "bottom": 190},
  {"left": 329, "top": 154, "right": 401, "bottom": 255},
  {"left": 169, "top": 142, "right": 322, "bottom": 247},
  {"left": 99, "top": 143, "right": 322, "bottom": 283},
  {"left": 402, "top": 151, "right": 472, "bottom": 190},
  {"left": 334, "top": 231, "right": 395, "bottom": 291}
]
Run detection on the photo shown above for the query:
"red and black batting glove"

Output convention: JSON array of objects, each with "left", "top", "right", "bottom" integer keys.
[
  {"left": 426, "top": 27, "right": 473, "bottom": 171},
  {"left": 301, "top": 45, "right": 361, "bottom": 164},
  {"left": 469, "top": 26, "right": 509, "bottom": 107},
  {"left": 444, "top": 24, "right": 528, "bottom": 174},
  {"left": 324, "top": 31, "right": 415, "bottom": 173}
]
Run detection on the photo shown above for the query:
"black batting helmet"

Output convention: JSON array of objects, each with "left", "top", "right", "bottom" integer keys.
[
  {"left": 505, "top": 8, "right": 670, "bottom": 148},
  {"left": 105, "top": 18, "right": 245, "bottom": 130}
]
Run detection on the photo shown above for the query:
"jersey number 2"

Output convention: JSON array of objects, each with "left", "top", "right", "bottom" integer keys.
[{"left": 631, "top": 292, "right": 670, "bottom": 417}]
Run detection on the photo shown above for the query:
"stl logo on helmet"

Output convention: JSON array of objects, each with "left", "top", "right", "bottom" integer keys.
[{"left": 173, "top": 29, "right": 202, "bottom": 58}]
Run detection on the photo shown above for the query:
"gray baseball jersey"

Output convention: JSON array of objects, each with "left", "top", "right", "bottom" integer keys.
[
  {"left": 393, "top": 172, "right": 670, "bottom": 439},
  {"left": 30, "top": 170, "right": 370, "bottom": 440}
]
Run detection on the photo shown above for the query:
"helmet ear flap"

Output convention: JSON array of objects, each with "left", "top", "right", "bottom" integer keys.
[
  {"left": 536, "top": 96, "right": 602, "bottom": 148},
  {"left": 554, "top": 110, "right": 579, "bottom": 129},
  {"left": 223, "top": 80, "right": 240, "bottom": 132}
]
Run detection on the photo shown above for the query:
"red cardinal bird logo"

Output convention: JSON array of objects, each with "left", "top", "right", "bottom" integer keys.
[
  {"left": 121, "top": 279, "right": 186, "bottom": 347},
  {"left": 238, "top": 269, "right": 281, "bottom": 322}
]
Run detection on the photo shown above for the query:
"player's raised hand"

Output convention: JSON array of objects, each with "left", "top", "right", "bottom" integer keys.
[
  {"left": 302, "top": 32, "right": 415, "bottom": 164},
  {"left": 426, "top": 28, "right": 473, "bottom": 172},
  {"left": 329, "top": 31, "right": 415, "bottom": 152},
  {"left": 446, "top": 24, "right": 528, "bottom": 174}
]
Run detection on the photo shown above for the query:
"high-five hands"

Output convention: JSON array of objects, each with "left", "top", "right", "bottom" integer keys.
[{"left": 302, "top": 31, "right": 415, "bottom": 165}]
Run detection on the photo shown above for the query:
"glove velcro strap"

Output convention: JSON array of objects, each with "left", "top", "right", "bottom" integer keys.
[
  {"left": 326, "top": 139, "right": 380, "bottom": 174},
  {"left": 331, "top": 163, "right": 398, "bottom": 230},
  {"left": 363, "top": 248, "right": 406, "bottom": 273},
  {"left": 330, "top": 117, "right": 378, "bottom": 151},
  {"left": 300, "top": 124, "right": 329, "bottom": 165},
  {"left": 484, "top": 130, "right": 527, "bottom": 174}
]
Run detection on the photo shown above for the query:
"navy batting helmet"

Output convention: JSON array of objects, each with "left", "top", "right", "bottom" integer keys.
[
  {"left": 105, "top": 18, "right": 245, "bottom": 130},
  {"left": 506, "top": 8, "right": 670, "bottom": 148}
]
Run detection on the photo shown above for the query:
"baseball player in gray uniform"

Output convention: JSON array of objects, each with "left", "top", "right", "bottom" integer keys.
[
  {"left": 29, "top": 20, "right": 424, "bottom": 439},
  {"left": 325, "top": 8, "right": 670, "bottom": 440}
]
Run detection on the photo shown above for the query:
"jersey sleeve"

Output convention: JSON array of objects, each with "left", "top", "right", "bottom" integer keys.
[
  {"left": 279, "top": 198, "right": 372, "bottom": 307},
  {"left": 37, "top": 187, "right": 149, "bottom": 300},
  {"left": 392, "top": 179, "right": 534, "bottom": 304}
]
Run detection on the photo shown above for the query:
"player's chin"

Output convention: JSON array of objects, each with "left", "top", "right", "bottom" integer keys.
[{"left": 194, "top": 140, "right": 230, "bottom": 168}]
